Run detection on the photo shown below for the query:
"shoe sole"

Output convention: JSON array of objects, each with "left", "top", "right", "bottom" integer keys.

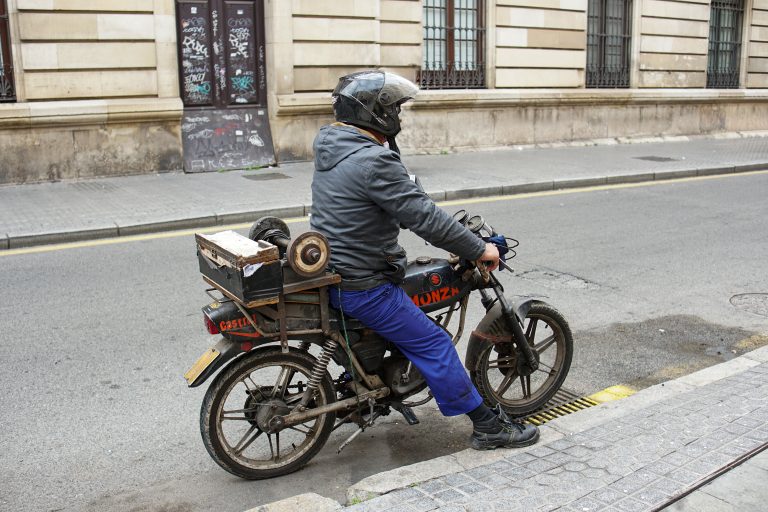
[{"left": 471, "top": 429, "right": 541, "bottom": 451}]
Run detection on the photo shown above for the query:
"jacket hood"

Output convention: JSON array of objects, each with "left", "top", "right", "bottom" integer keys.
[{"left": 313, "top": 124, "right": 382, "bottom": 171}]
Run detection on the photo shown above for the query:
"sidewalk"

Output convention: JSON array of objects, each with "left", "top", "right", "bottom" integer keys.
[
  {"left": 1, "top": 133, "right": 767, "bottom": 249},
  {"left": 253, "top": 345, "right": 768, "bottom": 512}
]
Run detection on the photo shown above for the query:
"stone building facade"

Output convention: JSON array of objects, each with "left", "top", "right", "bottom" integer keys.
[{"left": 0, "top": 0, "right": 766, "bottom": 184}]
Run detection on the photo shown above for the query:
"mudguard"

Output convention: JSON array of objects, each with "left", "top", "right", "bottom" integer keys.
[
  {"left": 464, "top": 297, "right": 539, "bottom": 372},
  {"left": 186, "top": 338, "right": 277, "bottom": 388}
]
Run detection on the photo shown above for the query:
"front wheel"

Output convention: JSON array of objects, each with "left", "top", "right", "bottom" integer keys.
[
  {"left": 470, "top": 302, "right": 573, "bottom": 416},
  {"left": 200, "top": 348, "right": 335, "bottom": 479}
]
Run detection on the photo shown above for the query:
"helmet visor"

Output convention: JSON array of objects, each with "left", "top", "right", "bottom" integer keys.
[{"left": 333, "top": 71, "right": 418, "bottom": 111}]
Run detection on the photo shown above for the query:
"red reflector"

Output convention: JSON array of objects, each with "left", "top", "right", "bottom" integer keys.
[
  {"left": 204, "top": 314, "right": 220, "bottom": 335},
  {"left": 241, "top": 341, "right": 254, "bottom": 352}
]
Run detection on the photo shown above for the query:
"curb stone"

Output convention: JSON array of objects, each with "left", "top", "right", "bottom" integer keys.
[
  {"left": 345, "top": 425, "right": 563, "bottom": 505},
  {"left": 243, "top": 493, "right": 341, "bottom": 512}
]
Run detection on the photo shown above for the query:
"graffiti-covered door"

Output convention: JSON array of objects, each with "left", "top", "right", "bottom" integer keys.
[{"left": 176, "top": 0, "right": 275, "bottom": 172}]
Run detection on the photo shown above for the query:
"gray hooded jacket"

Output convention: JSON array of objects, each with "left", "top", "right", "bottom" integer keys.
[{"left": 310, "top": 123, "right": 485, "bottom": 289}]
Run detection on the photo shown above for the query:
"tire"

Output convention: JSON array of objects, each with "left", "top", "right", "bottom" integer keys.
[
  {"left": 470, "top": 301, "right": 573, "bottom": 416},
  {"left": 200, "top": 348, "right": 335, "bottom": 479}
]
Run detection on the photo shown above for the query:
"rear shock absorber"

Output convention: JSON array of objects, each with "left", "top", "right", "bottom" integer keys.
[{"left": 298, "top": 337, "right": 338, "bottom": 409}]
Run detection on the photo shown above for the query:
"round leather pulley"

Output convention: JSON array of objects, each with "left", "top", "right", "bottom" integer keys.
[{"left": 286, "top": 231, "right": 330, "bottom": 278}]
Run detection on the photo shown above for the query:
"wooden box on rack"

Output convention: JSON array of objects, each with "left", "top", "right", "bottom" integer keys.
[{"left": 195, "top": 230, "right": 282, "bottom": 307}]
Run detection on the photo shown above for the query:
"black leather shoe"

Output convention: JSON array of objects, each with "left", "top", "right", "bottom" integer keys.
[{"left": 470, "top": 405, "right": 540, "bottom": 450}]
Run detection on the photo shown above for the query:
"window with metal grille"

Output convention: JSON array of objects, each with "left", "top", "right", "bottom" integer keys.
[
  {"left": 0, "top": 0, "right": 15, "bottom": 102},
  {"left": 586, "top": 0, "right": 632, "bottom": 88},
  {"left": 707, "top": 0, "right": 744, "bottom": 88},
  {"left": 418, "top": 0, "right": 485, "bottom": 89}
]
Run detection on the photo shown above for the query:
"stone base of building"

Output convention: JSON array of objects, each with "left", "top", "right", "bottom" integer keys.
[
  {"left": 0, "top": 98, "right": 183, "bottom": 185},
  {"left": 271, "top": 89, "right": 768, "bottom": 162}
]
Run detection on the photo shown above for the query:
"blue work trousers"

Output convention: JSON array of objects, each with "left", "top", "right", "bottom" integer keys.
[{"left": 330, "top": 282, "right": 483, "bottom": 416}]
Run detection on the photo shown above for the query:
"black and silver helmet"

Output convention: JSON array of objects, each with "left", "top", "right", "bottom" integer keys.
[{"left": 332, "top": 70, "right": 419, "bottom": 138}]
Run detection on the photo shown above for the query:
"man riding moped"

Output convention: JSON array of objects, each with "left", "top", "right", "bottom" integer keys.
[{"left": 309, "top": 70, "right": 540, "bottom": 450}]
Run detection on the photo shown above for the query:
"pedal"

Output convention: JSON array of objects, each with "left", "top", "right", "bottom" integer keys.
[{"left": 394, "top": 404, "right": 420, "bottom": 425}]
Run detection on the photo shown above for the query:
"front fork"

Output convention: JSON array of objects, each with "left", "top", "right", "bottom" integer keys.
[{"left": 478, "top": 276, "right": 539, "bottom": 375}]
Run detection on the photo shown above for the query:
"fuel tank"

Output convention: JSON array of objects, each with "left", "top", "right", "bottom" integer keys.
[{"left": 401, "top": 257, "right": 472, "bottom": 313}]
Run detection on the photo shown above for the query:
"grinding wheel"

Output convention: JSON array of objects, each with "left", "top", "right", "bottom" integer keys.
[{"left": 286, "top": 231, "right": 330, "bottom": 278}]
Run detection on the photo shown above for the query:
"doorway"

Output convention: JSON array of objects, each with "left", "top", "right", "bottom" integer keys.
[{"left": 176, "top": 0, "right": 275, "bottom": 172}]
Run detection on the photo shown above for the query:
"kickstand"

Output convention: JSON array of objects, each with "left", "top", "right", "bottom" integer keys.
[{"left": 337, "top": 398, "right": 378, "bottom": 454}]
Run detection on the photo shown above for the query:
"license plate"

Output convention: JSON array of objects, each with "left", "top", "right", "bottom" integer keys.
[{"left": 184, "top": 348, "right": 220, "bottom": 385}]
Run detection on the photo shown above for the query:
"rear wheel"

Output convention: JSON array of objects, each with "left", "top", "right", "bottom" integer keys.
[
  {"left": 200, "top": 348, "right": 335, "bottom": 479},
  {"left": 470, "top": 302, "right": 573, "bottom": 416}
]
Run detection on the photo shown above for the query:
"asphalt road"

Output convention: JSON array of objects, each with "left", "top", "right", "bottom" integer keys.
[{"left": 1, "top": 172, "right": 767, "bottom": 512}]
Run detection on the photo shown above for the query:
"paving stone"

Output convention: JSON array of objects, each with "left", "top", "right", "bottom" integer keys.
[
  {"left": 632, "top": 487, "right": 668, "bottom": 506},
  {"left": 434, "top": 506, "right": 464, "bottom": 512},
  {"left": 583, "top": 439, "right": 609, "bottom": 450},
  {"left": 565, "top": 445, "right": 593, "bottom": 458},
  {"left": 527, "top": 446, "right": 556, "bottom": 458},
  {"left": 612, "top": 473, "right": 657, "bottom": 495},
  {"left": 545, "top": 451, "right": 576, "bottom": 465},
  {"left": 717, "top": 443, "right": 749, "bottom": 458},
  {"left": 506, "top": 451, "right": 536, "bottom": 465},
  {"left": 501, "top": 466, "right": 536, "bottom": 481},
  {"left": 457, "top": 482, "right": 489, "bottom": 496},
  {"left": 614, "top": 497, "right": 649, "bottom": 512},
  {"left": 745, "top": 428, "right": 768, "bottom": 442},
  {"left": 733, "top": 437, "right": 764, "bottom": 451},
  {"left": 392, "top": 488, "right": 427, "bottom": 501},
  {"left": 568, "top": 496, "right": 606, "bottom": 511},
  {"left": 432, "top": 489, "right": 467, "bottom": 504},
  {"left": 518, "top": 496, "right": 540, "bottom": 509},
  {"left": 735, "top": 417, "right": 763, "bottom": 428},
  {"left": 443, "top": 473, "right": 473, "bottom": 487},
  {"left": 590, "top": 487, "right": 628, "bottom": 505},
  {"left": 687, "top": 457, "right": 723, "bottom": 475},
  {"left": 526, "top": 459, "right": 559, "bottom": 473},
  {"left": 474, "top": 473, "right": 510, "bottom": 487},
  {"left": 483, "top": 460, "right": 515, "bottom": 473},
  {"left": 668, "top": 466, "right": 704, "bottom": 485},
  {"left": 564, "top": 461, "right": 589, "bottom": 472},
  {"left": 384, "top": 504, "right": 418, "bottom": 512},
  {"left": 644, "top": 460, "right": 677, "bottom": 476},
  {"left": 406, "top": 497, "right": 441, "bottom": 512},
  {"left": 419, "top": 479, "right": 450, "bottom": 494},
  {"left": 464, "top": 466, "right": 494, "bottom": 480},
  {"left": 549, "top": 439, "right": 576, "bottom": 451},
  {"left": 495, "top": 486, "right": 528, "bottom": 500},
  {"left": 648, "top": 476, "right": 684, "bottom": 497}
]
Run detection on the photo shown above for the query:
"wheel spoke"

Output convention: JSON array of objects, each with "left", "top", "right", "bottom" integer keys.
[
  {"left": 495, "top": 372, "right": 517, "bottom": 396},
  {"left": 275, "top": 432, "right": 281, "bottom": 461},
  {"left": 525, "top": 318, "right": 538, "bottom": 344},
  {"left": 287, "top": 424, "right": 313, "bottom": 435},
  {"left": 272, "top": 367, "right": 295, "bottom": 399},
  {"left": 520, "top": 374, "right": 531, "bottom": 398},
  {"left": 233, "top": 425, "right": 263, "bottom": 455},
  {"left": 536, "top": 360, "right": 555, "bottom": 374},
  {"left": 223, "top": 407, "right": 259, "bottom": 415},
  {"left": 533, "top": 334, "right": 556, "bottom": 355},
  {"left": 487, "top": 355, "right": 515, "bottom": 369},
  {"left": 222, "top": 413, "right": 257, "bottom": 421}
]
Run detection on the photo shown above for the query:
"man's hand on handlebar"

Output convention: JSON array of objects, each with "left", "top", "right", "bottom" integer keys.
[{"left": 479, "top": 243, "right": 500, "bottom": 272}]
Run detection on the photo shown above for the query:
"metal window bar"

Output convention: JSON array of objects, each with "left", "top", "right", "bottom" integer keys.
[
  {"left": 707, "top": 0, "right": 743, "bottom": 88},
  {"left": 0, "top": 0, "right": 15, "bottom": 102},
  {"left": 586, "top": 0, "right": 632, "bottom": 88},
  {"left": 419, "top": 0, "right": 485, "bottom": 89}
]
